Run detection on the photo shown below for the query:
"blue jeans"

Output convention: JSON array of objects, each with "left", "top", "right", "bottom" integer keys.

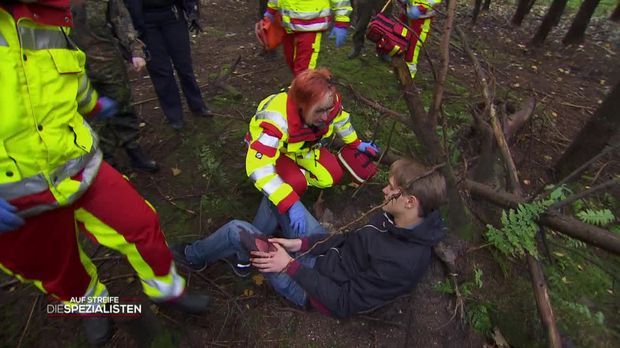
[{"left": 185, "top": 196, "right": 326, "bottom": 306}]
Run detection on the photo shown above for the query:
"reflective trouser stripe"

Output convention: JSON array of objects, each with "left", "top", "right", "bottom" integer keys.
[
  {"left": 75, "top": 207, "right": 185, "bottom": 300},
  {"left": 283, "top": 31, "right": 322, "bottom": 76},
  {"left": 0, "top": 262, "right": 47, "bottom": 295},
  {"left": 76, "top": 243, "right": 109, "bottom": 302},
  {"left": 405, "top": 17, "right": 432, "bottom": 79}
]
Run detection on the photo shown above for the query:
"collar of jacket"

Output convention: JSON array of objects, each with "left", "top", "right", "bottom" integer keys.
[
  {"left": 378, "top": 210, "right": 446, "bottom": 246},
  {"left": 1, "top": 0, "right": 72, "bottom": 26},
  {"left": 286, "top": 92, "right": 343, "bottom": 143}
]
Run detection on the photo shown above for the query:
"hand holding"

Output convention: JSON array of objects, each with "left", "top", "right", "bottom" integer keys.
[
  {"left": 91, "top": 96, "right": 118, "bottom": 120},
  {"left": 357, "top": 141, "right": 381, "bottom": 158},
  {"left": 0, "top": 199, "right": 24, "bottom": 233},
  {"left": 269, "top": 238, "right": 302, "bottom": 253},
  {"left": 250, "top": 243, "right": 293, "bottom": 273}
]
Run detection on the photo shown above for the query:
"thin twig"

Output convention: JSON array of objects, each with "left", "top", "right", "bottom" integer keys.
[
  {"left": 151, "top": 179, "right": 197, "bottom": 215},
  {"left": 17, "top": 296, "right": 38, "bottom": 348},
  {"left": 552, "top": 144, "right": 620, "bottom": 191},
  {"left": 550, "top": 177, "right": 620, "bottom": 211}
]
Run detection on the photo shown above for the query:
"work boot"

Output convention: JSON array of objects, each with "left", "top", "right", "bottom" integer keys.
[
  {"left": 155, "top": 292, "right": 210, "bottom": 315},
  {"left": 82, "top": 316, "right": 114, "bottom": 347},
  {"left": 170, "top": 243, "right": 207, "bottom": 272},
  {"left": 192, "top": 106, "right": 214, "bottom": 118},
  {"left": 348, "top": 45, "right": 362, "bottom": 59},
  {"left": 125, "top": 145, "right": 159, "bottom": 173},
  {"left": 169, "top": 119, "right": 184, "bottom": 131}
]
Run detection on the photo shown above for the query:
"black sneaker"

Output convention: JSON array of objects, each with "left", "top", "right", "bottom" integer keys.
[
  {"left": 191, "top": 106, "right": 214, "bottom": 118},
  {"left": 82, "top": 316, "right": 114, "bottom": 347},
  {"left": 125, "top": 145, "right": 159, "bottom": 173},
  {"left": 220, "top": 256, "right": 252, "bottom": 278},
  {"left": 169, "top": 243, "right": 207, "bottom": 272},
  {"left": 169, "top": 119, "right": 184, "bottom": 131}
]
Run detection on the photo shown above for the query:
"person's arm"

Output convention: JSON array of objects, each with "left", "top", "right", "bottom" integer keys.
[
  {"left": 330, "top": 0, "right": 352, "bottom": 28},
  {"left": 109, "top": 0, "right": 145, "bottom": 60},
  {"left": 287, "top": 259, "right": 416, "bottom": 318},
  {"left": 76, "top": 70, "right": 101, "bottom": 116},
  {"left": 332, "top": 108, "right": 360, "bottom": 147},
  {"left": 245, "top": 113, "right": 298, "bottom": 214}
]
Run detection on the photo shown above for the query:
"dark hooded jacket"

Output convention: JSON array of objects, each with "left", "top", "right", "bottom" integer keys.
[{"left": 286, "top": 210, "right": 446, "bottom": 318}]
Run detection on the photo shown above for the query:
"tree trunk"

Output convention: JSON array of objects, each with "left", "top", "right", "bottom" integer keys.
[
  {"left": 529, "top": 0, "right": 568, "bottom": 46},
  {"left": 512, "top": 0, "right": 537, "bottom": 26},
  {"left": 483, "top": 0, "right": 492, "bottom": 11},
  {"left": 562, "top": 0, "right": 600, "bottom": 45},
  {"left": 609, "top": 1, "right": 620, "bottom": 22},
  {"left": 555, "top": 81, "right": 620, "bottom": 178},
  {"left": 472, "top": 0, "right": 483, "bottom": 24}
]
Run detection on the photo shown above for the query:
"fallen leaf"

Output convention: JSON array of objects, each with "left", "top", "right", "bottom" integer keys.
[
  {"left": 243, "top": 288, "right": 254, "bottom": 297},
  {"left": 171, "top": 167, "right": 182, "bottom": 176},
  {"left": 139, "top": 122, "right": 146, "bottom": 128},
  {"left": 252, "top": 274, "right": 264, "bottom": 286}
]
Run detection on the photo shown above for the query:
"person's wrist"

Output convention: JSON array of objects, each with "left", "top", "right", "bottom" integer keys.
[{"left": 293, "top": 239, "right": 302, "bottom": 252}]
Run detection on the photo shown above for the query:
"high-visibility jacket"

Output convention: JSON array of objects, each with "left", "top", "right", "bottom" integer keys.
[
  {"left": 266, "top": 0, "right": 352, "bottom": 33},
  {"left": 398, "top": 0, "right": 441, "bottom": 18},
  {"left": 246, "top": 92, "right": 360, "bottom": 213},
  {"left": 0, "top": 8, "right": 102, "bottom": 218}
]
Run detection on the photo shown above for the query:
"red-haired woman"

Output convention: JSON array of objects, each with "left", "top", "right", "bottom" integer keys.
[{"left": 245, "top": 68, "right": 379, "bottom": 235}]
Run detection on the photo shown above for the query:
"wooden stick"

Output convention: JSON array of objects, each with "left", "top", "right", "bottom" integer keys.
[
  {"left": 550, "top": 176, "right": 620, "bottom": 210},
  {"left": 17, "top": 296, "right": 38, "bottom": 348}
]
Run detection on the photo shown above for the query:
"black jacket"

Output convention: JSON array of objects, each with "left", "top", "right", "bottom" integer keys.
[{"left": 287, "top": 210, "right": 446, "bottom": 318}]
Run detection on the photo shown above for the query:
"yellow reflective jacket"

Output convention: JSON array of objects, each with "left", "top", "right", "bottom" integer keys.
[
  {"left": 246, "top": 92, "right": 359, "bottom": 213},
  {"left": 267, "top": 0, "right": 352, "bottom": 32},
  {"left": 0, "top": 9, "right": 102, "bottom": 217}
]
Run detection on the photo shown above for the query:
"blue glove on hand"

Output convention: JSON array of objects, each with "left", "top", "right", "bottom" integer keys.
[
  {"left": 329, "top": 27, "right": 347, "bottom": 48},
  {"left": 406, "top": 5, "right": 423, "bottom": 19},
  {"left": 287, "top": 201, "right": 307, "bottom": 236},
  {"left": 0, "top": 199, "right": 24, "bottom": 233},
  {"left": 357, "top": 141, "right": 380, "bottom": 158},
  {"left": 92, "top": 96, "right": 118, "bottom": 120},
  {"left": 263, "top": 11, "right": 274, "bottom": 22}
]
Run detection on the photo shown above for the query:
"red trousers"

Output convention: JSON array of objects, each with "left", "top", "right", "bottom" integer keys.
[
  {"left": 0, "top": 162, "right": 180, "bottom": 301},
  {"left": 275, "top": 148, "right": 343, "bottom": 196},
  {"left": 282, "top": 31, "right": 323, "bottom": 76}
]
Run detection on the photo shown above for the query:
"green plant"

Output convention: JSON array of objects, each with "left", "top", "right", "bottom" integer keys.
[
  {"left": 434, "top": 280, "right": 454, "bottom": 294},
  {"left": 198, "top": 145, "right": 228, "bottom": 187},
  {"left": 467, "top": 302, "right": 493, "bottom": 335},
  {"left": 474, "top": 268, "right": 484, "bottom": 289},
  {"left": 576, "top": 208, "right": 615, "bottom": 227}
]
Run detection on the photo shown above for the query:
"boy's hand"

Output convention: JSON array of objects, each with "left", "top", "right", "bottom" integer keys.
[
  {"left": 269, "top": 238, "right": 302, "bottom": 253},
  {"left": 251, "top": 244, "right": 293, "bottom": 273}
]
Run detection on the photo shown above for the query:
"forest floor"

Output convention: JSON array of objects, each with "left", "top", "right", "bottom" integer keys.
[{"left": 0, "top": 0, "right": 619, "bottom": 347}]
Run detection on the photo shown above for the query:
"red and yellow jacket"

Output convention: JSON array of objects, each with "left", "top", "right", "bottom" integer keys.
[
  {"left": 397, "top": 0, "right": 441, "bottom": 18},
  {"left": 266, "top": 0, "right": 352, "bottom": 33},
  {"left": 246, "top": 92, "right": 360, "bottom": 213},
  {"left": 0, "top": 5, "right": 102, "bottom": 218}
]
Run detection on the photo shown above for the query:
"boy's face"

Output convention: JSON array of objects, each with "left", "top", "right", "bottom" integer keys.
[{"left": 382, "top": 176, "right": 418, "bottom": 217}]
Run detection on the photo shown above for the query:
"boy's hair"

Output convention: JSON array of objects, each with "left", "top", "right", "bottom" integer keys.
[
  {"left": 389, "top": 158, "right": 447, "bottom": 217},
  {"left": 289, "top": 68, "right": 335, "bottom": 111}
]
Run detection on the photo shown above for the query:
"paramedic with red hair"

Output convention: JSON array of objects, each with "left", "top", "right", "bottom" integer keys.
[{"left": 245, "top": 68, "right": 380, "bottom": 236}]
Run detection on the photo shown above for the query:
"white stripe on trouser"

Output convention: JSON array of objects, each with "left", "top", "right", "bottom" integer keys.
[{"left": 142, "top": 264, "right": 185, "bottom": 300}]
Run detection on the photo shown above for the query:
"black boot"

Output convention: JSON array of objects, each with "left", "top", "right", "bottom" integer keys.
[
  {"left": 348, "top": 45, "right": 362, "bottom": 59},
  {"left": 191, "top": 106, "right": 214, "bottom": 118},
  {"left": 155, "top": 292, "right": 210, "bottom": 315},
  {"left": 82, "top": 316, "right": 114, "bottom": 347},
  {"left": 125, "top": 145, "right": 159, "bottom": 173}
]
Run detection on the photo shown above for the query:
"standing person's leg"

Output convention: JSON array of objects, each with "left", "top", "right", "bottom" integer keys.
[
  {"left": 162, "top": 15, "right": 207, "bottom": 114},
  {"left": 350, "top": 0, "right": 373, "bottom": 58},
  {"left": 143, "top": 11, "right": 185, "bottom": 127},
  {"left": 292, "top": 31, "right": 322, "bottom": 76},
  {"left": 88, "top": 57, "right": 159, "bottom": 172},
  {"left": 282, "top": 32, "right": 296, "bottom": 73},
  {"left": 402, "top": 17, "right": 431, "bottom": 79},
  {"left": 74, "top": 162, "right": 187, "bottom": 301}
]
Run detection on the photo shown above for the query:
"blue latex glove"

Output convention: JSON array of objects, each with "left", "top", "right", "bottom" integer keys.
[
  {"left": 287, "top": 201, "right": 307, "bottom": 236},
  {"left": 92, "top": 96, "right": 118, "bottom": 120},
  {"left": 329, "top": 26, "right": 347, "bottom": 48},
  {"left": 406, "top": 5, "right": 423, "bottom": 19},
  {"left": 0, "top": 199, "right": 24, "bottom": 233},
  {"left": 357, "top": 141, "right": 380, "bottom": 158},
  {"left": 263, "top": 11, "right": 274, "bottom": 22}
]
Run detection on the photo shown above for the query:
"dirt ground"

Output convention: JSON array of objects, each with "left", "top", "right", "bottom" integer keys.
[{"left": 0, "top": 0, "right": 618, "bottom": 347}]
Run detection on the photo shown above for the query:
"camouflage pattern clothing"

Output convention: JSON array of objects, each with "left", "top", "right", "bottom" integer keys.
[{"left": 71, "top": 0, "right": 145, "bottom": 159}]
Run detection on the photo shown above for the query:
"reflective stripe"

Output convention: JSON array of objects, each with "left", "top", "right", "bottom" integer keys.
[
  {"left": 281, "top": 8, "right": 331, "bottom": 20},
  {"left": 262, "top": 176, "right": 285, "bottom": 195},
  {"left": 288, "top": 22, "right": 330, "bottom": 32},
  {"left": 255, "top": 110, "right": 288, "bottom": 133},
  {"left": 142, "top": 265, "right": 185, "bottom": 300},
  {"left": 331, "top": 1, "right": 351, "bottom": 8},
  {"left": 77, "top": 74, "right": 89, "bottom": 95},
  {"left": 78, "top": 85, "right": 95, "bottom": 109},
  {"left": 333, "top": 9, "right": 352, "bottom": 17},
  {"left": 257, "top": 133, "right": 280, "bottom": 148},
  {"left": 0, "top": 32, "right": 7, "bottom": 46},
  {"left": 333, "top": 117, "right": 350, "bottom": 129},
  {"left": 0, "top": 174, "right": 49, "bottom": 201},
  {"left": 18, "top": 26, "right": 68, "bottom": 50},
  {"left": 338, "top": 126, "right": 355, "bottom": 138},
  {"left": 250, "top": 165, "right": 277, "bottom": 182}
]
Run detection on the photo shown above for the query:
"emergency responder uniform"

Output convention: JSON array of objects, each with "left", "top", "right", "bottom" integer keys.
[
  {"left": 0, "top": 4, "right": 207, "bottom": 344},
  {"left": 265, "top": 0, "right": 353, "bottom": 76},
  {"left": 125, "top": 0, "right": 210, "bottom": 129},
  {"left": 245, "top": 91, "right": 361, "bottom": 214},
  {"left": 397, "top": 0, "right": 440, "bottom": 78},
  {"left": 349, "top": 0, "right": 388, "bottom": 59},
  {"left": 71, "top": 0, "right": 159, "bottom": 172}
]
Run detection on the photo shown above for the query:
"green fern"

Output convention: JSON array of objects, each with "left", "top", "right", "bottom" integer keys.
[{"left": 576, "top": 209, "right": 615, "bottom": 227}]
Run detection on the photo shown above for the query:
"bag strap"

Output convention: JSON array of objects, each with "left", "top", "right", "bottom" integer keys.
[{"left": 379, "top": 0, "right": 392, "bottom": 13}]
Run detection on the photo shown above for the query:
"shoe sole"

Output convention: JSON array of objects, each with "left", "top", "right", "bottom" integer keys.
[{"left": 219, "top": 258, "right": 252, "bottom": 278}]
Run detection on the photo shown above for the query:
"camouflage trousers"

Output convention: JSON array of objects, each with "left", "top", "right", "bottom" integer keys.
[{"left": 87, "top": 51, "right": 141, "bottom": 159}]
